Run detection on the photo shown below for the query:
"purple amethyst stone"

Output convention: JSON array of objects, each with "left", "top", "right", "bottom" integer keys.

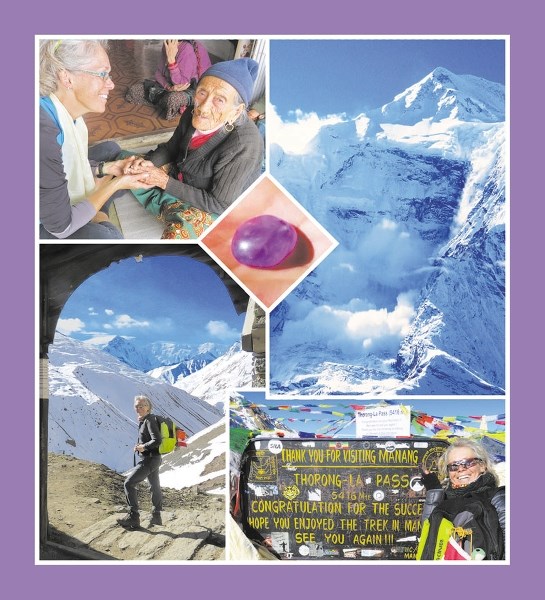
[{"left": 231, "top": 214, "right": 298, "bottom": 268}]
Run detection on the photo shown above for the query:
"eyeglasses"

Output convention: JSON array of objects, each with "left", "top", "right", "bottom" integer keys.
[
  {"left": 73, "top": 69, "right": 113, "bottom": 81},
  {"left": 446, "top": 457, "right": 483, "bottom": 472}
]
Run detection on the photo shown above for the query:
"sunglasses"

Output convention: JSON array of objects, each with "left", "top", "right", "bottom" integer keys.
[{"left": 446, "top": 457, "right": 483, "bottom": 472}]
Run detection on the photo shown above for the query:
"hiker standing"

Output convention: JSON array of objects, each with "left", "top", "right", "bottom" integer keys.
[
  {"left": 118, "top": 395, "right": 163, "bottom": 529},
  {"left": 419, "top": 438, "right": 505, "bottom": 559}
]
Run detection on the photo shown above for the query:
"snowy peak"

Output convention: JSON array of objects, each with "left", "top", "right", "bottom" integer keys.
[
  {"left": 196, "top": 342, "right": 218, "bottom": 355},
  {"left": 146, "top": 341, "right": 194, "bottom": 367},
  {"left": 102, "top": 337, "right": 230, "bottom": 376},
  {"left": 230, "top": 392, "right": 296, "bottom": 435},
  {"left": 147, "top": 351, "right": 219, "bottom": 384},
  {"left": 146, "top": 341, "right": 227, "bottom": 367},
  {"left": 146, "top": 343, "right": 230, "bottom": 387},
  {"left": 175, "top": 342, "right": 252, "bottom": 409},
  {"left": 380, "top": 67, "right": 505, "bottom": 125},
  {"left": 103, "top": 335, "right": 153, "bottom": 372}
]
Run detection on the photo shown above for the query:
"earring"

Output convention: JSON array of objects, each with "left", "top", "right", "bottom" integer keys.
[{"left": 225, "top": 122, "right": 234, "bottom": 132}]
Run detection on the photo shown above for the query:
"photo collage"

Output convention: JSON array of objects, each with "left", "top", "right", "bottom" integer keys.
[{"left": 37, "top": 36, "right": 508, "bottom": 564}]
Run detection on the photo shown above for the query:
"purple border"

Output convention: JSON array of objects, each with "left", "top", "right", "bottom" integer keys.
[{"left": 14, "top": 1, "right": 537, "bottom": 596}]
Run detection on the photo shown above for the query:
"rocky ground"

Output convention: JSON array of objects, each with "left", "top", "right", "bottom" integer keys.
[{"left": 43, "top": 453, "right": 226, "bottom": 561}]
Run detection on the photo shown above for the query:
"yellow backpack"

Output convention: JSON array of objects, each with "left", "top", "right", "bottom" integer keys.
[{"left": 155, "top": 415, "right": 178, "bottom": 454}]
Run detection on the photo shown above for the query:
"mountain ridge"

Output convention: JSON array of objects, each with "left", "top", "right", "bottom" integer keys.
[{"left": 269, "top": 67, "right": 506, "bottom": 397}]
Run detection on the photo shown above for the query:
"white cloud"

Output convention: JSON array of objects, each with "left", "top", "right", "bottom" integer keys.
[
  {"left": 269, "top": 105, "right": 345, "bottom": 154},
  {"left": 345, "top": 293, "right": 415, "bottom": 342},
  {"left": 206, "top": 320, "right": 238, "bottom": 340},
  {"left": 113, "top": 314, "right": 150, "bottom": 329},
  {"left": 57, "top": 317, "right": 85, "bottom": 335},
  {"left": 105, "top": 309, "right": 114, "bottom": 316},
  {"left": 317, "top": 219, "right": 431, "bottom": 309},
  {"left": 282, "top": 293, "right": 416, "bottom": 359},
  {"left": 355, "top": 222, "right": 430, "bottom": 291},
  {"left": 88, "top": 307, "right": 98, "bottom": 316}
]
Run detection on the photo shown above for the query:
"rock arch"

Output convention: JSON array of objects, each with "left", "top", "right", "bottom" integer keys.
[{"left": 38, "top": 243, "right": 250, "bottom": 558}]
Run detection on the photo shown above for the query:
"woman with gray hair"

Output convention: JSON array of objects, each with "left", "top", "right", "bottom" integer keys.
[
  {"left": 419, "top": 437, "right": 505, "bottom": 559},
  {"left": 39, "top": 39, "right": 152, "bottom": 239},
  {"left": 117, "top": 394, "right": 163, "bottom": 530}
]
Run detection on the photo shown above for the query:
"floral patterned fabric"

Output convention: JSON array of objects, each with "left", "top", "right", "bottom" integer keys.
[{"left": 160, "top": 201, "right": 217, "bottom": 239}]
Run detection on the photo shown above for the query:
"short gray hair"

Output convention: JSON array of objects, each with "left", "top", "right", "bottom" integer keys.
[
  {"left": 438, "top": 437, "right": 499, "bottom": 485},
  {"left": 134, "top": 394, "right": 152, "bottom": 411},
  {"left": 39, "top": 39, "right": 109, "bottom": 96}
]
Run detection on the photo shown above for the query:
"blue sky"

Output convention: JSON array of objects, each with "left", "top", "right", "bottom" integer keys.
[
  {"left": 271, "top": 38, "right": 506, "bottom": 118},
  {"left": 57, "top": 255, "right": 246, "bottom": 349},
  {"left": 239, "top": 391, "right": 505, "bottom": 436}
]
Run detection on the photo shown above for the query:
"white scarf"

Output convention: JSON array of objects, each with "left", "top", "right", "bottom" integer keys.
[{"left": 49, "top": 93, "right": 96, "bottom": 204}]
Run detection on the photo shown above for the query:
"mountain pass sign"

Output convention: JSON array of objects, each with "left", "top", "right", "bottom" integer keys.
[{"left": 238, "top": 436, "right": 449, "bottom": 560}]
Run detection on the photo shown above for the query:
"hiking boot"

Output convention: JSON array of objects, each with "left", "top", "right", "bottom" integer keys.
[
  {"left": 117, "top": 512, "right": 140, "bottom": 530},
  {"left": 150, "top": 512, "right": 162, "bottom": 526}
]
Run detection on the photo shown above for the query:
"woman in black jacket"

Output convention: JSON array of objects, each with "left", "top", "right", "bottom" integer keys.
[
  {"left": 124, "top": 57, "right": 264, "bottom": 239},
  {"left": 420, "top": 438, "right": 505, "bottom": 560}
]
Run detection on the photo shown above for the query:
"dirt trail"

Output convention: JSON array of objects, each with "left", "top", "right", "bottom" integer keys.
[{"left": 44, "top": 453, "right": 225, "bottom": 561}]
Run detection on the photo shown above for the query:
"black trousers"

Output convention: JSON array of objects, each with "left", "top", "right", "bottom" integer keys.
[{"left": 124, "top": 454, "right": 162, "bottom": 515}]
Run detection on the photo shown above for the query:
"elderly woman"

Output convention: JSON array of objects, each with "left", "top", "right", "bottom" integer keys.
[
  {"left": 39, "top": 39, "right": 151, "bottom": 239},
  {"left": 117, "top": 395, "right": 163, "bottom": 530},
  {"left": 419, "top": 438, "right": 505, "bottom": 560},
  {"left": 125, "top": 57, "right": 264, "bottom": 239}
]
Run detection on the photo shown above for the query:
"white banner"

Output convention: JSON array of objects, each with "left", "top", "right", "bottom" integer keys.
[{"left": 355, "top": 405, "right": 411, "bottom": 438}]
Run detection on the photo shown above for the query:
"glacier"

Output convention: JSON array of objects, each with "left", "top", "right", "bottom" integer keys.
[{"left": 269, "top": 67, "right": 506, "bottom": 397}]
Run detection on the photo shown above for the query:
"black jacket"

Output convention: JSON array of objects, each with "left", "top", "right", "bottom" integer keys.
[
  {"left": 138, "top": 414, "right": 162, "bottom": 456},
  {"left": 146, "top": 109, "right": 263, "bottom": 215},
  {"left": 422, "top": 485, "right": 505, "bottom": 532}
]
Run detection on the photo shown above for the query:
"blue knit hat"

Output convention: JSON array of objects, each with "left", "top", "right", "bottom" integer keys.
[{"left": 200, "top": 57, "right": 259, "bottom": 106}]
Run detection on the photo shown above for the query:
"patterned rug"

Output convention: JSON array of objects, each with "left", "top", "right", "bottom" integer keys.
[{"left": 84, "top": 40, "right": 178, "bottom": 145}]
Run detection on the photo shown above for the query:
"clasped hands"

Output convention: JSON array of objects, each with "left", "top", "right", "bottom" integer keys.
[{"left": 122, "top": 155, "right": 170, "bottom": 190}]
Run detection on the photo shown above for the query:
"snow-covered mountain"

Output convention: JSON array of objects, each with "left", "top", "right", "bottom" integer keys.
[
  {"left": 48, "top": 333, "right": 224, "bottom": 473},
  {"left": 147, "top": 346, "right": 221, "bottom": 384},
  {"left": 159, "top": 420, "right": 226, "bottom": 492},
  {"left": 102, "top": 336, "right": 228, "bottom": 373},
  {"left": 103, "top": 335, "right": 154, "bottom": 372},
  {"left": 175, "top": 342, "right": 253, "bottom": 409},
  {"left": 270, "top": 67, "right": 505, "bottom": 396},
  {"left": 379, "top": 67, "right": 504, "bottom": 126},
  {"left": 146, "top": 341, "right": 195, "bottom": 368},
  {"left": 229, "top": 391, "right": 288, "bottom": 434}
]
